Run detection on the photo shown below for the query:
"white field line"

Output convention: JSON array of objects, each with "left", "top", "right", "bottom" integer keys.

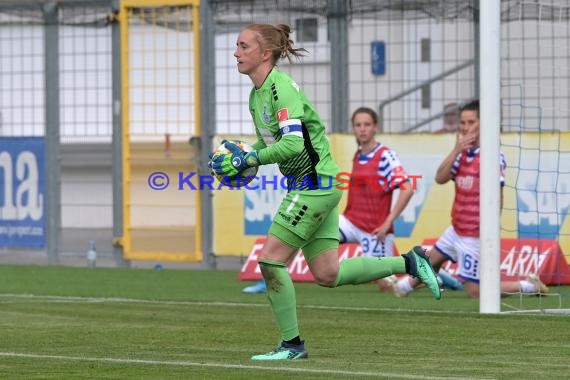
[
  {"left": 0, "top": 293, "right": 475, "bottom": 315},
  {"left": 0, "top": 351, "right": 490, "bottom": 380},
  {"left": 1, "top": 293, "right": 566, "bottom": 317}
]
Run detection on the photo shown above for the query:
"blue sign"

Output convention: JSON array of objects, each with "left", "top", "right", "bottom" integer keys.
[
  {"left": 0, "top": 137, "right": 45, "bottom": 248},
  {"left": 371, "top": 41, "right": 386, "bottom": 76},
  {"left": 391, "top": 156, "right": 438, "bottom": 237},
  {"left": 244, "top": 165, "right": 286, "bottom": 235}
]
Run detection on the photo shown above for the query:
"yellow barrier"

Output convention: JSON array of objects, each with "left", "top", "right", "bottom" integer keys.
[{"left": 119, "top": 0, "right": 202, "bottom": 262}]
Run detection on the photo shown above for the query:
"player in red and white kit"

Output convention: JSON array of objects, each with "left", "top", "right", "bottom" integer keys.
[
  {"left": 393, "top": 100, "right": 549, "bottom": 298},
  {"left": 339, "top": 107, "right": 414, "bottom": 292}
]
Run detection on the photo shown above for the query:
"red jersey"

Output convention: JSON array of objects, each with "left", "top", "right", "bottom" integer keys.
[
  {"left": 343, "top": 144, "right": 406, "bottom": 234},
  {"left": 451, "top": 148, "right": 506, "bottom": 237}
]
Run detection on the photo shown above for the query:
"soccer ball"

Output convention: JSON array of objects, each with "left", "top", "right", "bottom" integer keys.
[{"left": 211, "top": 140, "right": 258, "bottom": 186}]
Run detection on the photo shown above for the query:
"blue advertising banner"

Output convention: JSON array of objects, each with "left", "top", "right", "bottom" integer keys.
[
  {"left": 244, "top": 164, "right": 287, "bottom": 235},
  {"left": 0, "top": 137, "right": 45, "bottom": 248}
]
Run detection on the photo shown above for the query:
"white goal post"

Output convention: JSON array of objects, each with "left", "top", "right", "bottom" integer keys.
[{"left": 479, "top": 0, "right": 502, "bottom": 313}]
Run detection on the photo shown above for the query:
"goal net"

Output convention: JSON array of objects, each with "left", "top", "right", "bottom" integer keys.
[{"left": 498, "top": 0, "right": 570, "bottom": 312}]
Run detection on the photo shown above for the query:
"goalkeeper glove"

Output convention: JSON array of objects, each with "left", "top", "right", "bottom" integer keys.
[{"left": 208, "top": 140, "right": 260, "bottom": 177}]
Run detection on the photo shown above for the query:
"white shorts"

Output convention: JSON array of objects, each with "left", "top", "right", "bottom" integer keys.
[
  {"left": 434, "top": 225, "right": 480, "bottom": 283},
  {"left": 339, "top": 214, "right": 395, "bottom": 257}
]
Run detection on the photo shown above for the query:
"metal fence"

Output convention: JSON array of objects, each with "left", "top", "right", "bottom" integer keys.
[
  {"left": 211, "top": 0, "right": 570, "bottom": 134},
  {"left": 211, "top": 0, "right": 479, "bottom": 134},
  {"left": 0, "top": 1, "right": 117, "bottom": 266},
  {"left": 1, "top": 0, "right": 569, "bottom": 267}
]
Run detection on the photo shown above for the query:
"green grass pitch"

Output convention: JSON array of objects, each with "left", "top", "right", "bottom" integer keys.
[{"left": 0, "top": 265, "right": 568, "bottom": 379}]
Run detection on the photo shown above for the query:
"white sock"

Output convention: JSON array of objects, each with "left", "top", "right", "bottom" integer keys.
[
  {"left": 396, "top": 277, "right": 414, "bottom": 293},
  {"left": 519, "top": 280, "right": 535, "bottom": 293}
]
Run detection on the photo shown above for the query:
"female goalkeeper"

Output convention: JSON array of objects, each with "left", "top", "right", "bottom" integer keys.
[{"left": 209, "top": 23, "right": 442, "bottom": 361}]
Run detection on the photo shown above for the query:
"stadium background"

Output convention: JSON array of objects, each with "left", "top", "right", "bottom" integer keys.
[{"left": 0, "top": 0, "right": 568, "bottom": 278}]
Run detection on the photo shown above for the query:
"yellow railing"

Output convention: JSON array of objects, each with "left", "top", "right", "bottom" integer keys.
[{"left": 118, "top": 0, "right": 201, "bottom": 262}]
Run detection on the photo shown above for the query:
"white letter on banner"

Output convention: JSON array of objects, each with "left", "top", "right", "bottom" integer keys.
[
  {"left": 0, "top": 151, "right": 15, "bottom": 220},
  {"left": 16, "top": 151, "right": 43, "bottom": 221}
]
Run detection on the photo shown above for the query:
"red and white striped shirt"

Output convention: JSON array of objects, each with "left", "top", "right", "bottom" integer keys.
[{"left": 450, "top": 147, "right": 506, "bottom": 237}]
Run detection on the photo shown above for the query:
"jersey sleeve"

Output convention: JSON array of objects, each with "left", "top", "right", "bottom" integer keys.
[
  {"left": 252, "top": 128, "right": 267, "bottom": 151},
  {"left": 257, "top": 135, "right": 304, "bottom": 164},
  {"left": 272, "top": 80, "right": 304, "bottom": 140},
  {"left": 256, "top": 80, "right": 305, "bottom": 164},
  {"left": 450, "top": 152, "right": 463, "bottom": 178},
  {"left": 379, "top": 148, "right": 408, "bottom": 191}
]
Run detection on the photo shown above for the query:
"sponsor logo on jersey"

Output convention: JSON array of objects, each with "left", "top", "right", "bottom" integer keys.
[
  {"left": 456, "top": 175, "right": 474, "bottom": 190},
  {"left": 276, "top": 108, "right": 289, "bottom": 122}
]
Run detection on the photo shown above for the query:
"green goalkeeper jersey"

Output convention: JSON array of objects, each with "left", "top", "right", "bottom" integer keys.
[{"left": 249, "top": 68, "right": 340, "bottom": 191}]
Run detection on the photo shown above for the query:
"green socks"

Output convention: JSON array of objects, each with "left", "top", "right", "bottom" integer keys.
[
  {"left": 259, "top": 260, "right": 299, "bottom": 341},
  {"left": 334, "top": 256, "right": 406, "bottom": 287},
  {"left": 258, "top": 256, "right": 406, "bottom": 340}
]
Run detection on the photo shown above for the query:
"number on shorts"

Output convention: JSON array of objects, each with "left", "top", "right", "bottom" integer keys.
[
  {"left": 362, "top": 236, "right": 383, "bottom": 257},
  {"left": 463, "top": 254, "right": 473, "bottom": 270}
]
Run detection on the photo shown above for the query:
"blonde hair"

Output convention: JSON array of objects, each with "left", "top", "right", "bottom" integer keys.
[{"left": 245, "top": 23, "right": 307, "bottom": 65}]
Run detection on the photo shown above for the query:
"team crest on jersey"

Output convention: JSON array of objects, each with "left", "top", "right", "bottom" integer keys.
[
  {"left": 276, "top": 108, "right": 289, "bottom": 122},
  {"left": 262, "top": 105, "right": 270, "bottom": 124}
]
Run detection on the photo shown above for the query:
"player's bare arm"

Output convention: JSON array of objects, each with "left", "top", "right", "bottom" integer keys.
[
  {"left": 435, "top": 131, "right": 476, "bottom": 184},
  {"left": 373, "top": 183, "right": 413, "bottom": 241}
]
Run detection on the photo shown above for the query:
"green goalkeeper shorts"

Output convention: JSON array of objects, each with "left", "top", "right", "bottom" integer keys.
[{"left": 269, "top": 186, "right": 342, "bottom": 261}]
